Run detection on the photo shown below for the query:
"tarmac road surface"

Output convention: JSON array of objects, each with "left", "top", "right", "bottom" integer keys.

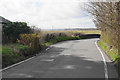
[{"left": 2, "top": 38, "right": 118, "bottom": 79}]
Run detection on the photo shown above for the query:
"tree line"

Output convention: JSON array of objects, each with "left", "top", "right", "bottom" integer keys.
[
  {"left": 86, "top": 2, "right": 119, "bottom": 49},
  {"left": 86, "top": 1, "right": 120, "bottom": 75}
]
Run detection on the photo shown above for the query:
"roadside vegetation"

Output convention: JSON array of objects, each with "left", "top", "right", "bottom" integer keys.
[
  {"left": 98, "top": 41, "right": 119, "bottom": 63},
  {"left": 2, "top": 22, "right": 41, "bottom": 68},
  {"left": 40, "top": 30, "right": 100, "bottom": 47},
  {"left": 86, "top": 2, "right": 120, "bottom": 75},
  {"left": 2, "top": 21, "right": 100, "bottom": 68},
  {"left": 44, "top": 37, "right": 84, "bottom": 46},
  {"left": 2, "top": 44, "right": 29, "bottom": 67},
  {"left": 41, "top": 30, "right": 101, "bottom": 35}
]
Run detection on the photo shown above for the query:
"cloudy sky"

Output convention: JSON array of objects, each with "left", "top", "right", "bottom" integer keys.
[{"left": 0, "top": 0, "right": 96, "bottom": 29}]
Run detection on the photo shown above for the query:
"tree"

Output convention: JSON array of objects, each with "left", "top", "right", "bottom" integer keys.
[
  {"left": 86, "top": 2, "right": 119, "bottom": 48},
  {"left": 3, "top": 22, "right": 32, "bottom": 43}
]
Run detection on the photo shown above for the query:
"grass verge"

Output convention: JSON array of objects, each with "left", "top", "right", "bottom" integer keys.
[
  {"left": 2, "top": 44, "right": 29, "bottom": 68},
  {"left": 44, "top": 36, "right": 87, "bottom": 47},
  {"left": 98, "top": 41, "right": 119, "bottom": 62},
  {"left": 98, "top": 40, "right": 120, "bottom": 75}
]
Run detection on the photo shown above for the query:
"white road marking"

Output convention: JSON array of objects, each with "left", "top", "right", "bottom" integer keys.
[
  {"left": 0, "top": 56, "right": 35, "bottom": 72},
  {"left": 1, "top": 47, "right": 51, "bottom": 72},
  {"left": 46, "top": 47, "right": 50, "bottom": 51},
  {"left": 95, "top": 41, "right": 108, "bottom": 80},
  {"left": 49, "top": 45, "right": 54, "bottom": 48}
]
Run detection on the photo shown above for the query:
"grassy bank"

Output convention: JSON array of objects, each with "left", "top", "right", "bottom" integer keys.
[
  {"left": 44, "top": 36, "right": 88, "bottom": 46},
  {"left": 2, "top": 44, "right": 30, "bottom": 68},
  {"left": 98, "top": 41, "right": 119, "bottom": 61},
  {"left": 98, "top": 41, "right": 120, "bottom": 75}
]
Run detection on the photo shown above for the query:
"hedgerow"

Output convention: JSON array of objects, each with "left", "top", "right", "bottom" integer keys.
[{"left": 18, "top": 34, "right": 41, "bottom": 53}]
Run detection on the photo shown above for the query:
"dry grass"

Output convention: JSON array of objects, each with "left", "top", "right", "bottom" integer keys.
[
  {"left": 38, "top": 30, "right": 101, "bottom": 44},
  {"left": 41, "top": 30, "right": 101, "bottom": 35}
]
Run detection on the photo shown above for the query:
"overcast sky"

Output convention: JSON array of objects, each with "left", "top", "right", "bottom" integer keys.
[{"left": 0, "top": 0, "right": 96, "bottom": 29}]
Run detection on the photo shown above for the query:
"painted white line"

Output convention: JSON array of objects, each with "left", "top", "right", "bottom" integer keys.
[
  {"left": 0, "top": 56, "right": 35, "bottom": 72},
  {"left": 49, "top": 45, "right": 53, "bottom": 48},
  {"left": 46, "top": 47, "right": 50, "bottom": 51},
  {"left": 95, "top": 41, "right": 108, "bottom": 80}
]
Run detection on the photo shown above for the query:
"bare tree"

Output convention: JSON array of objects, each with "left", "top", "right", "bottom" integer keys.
[{"left": 86, "top": 1, "right": 119, "bottom": 48}]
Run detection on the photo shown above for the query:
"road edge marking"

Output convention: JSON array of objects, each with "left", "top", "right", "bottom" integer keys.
[
  {"left": 46, "top": 47, "right": 50, "bottom": 51},
  {"left": 0, "top": 56, "right": 35, "bottom": 72},
  {"left": 95, "top": 41, "right": 108, "bottom": 80},
  {"left": 1, "top": 46, "right": 52, "bottom": 72}
]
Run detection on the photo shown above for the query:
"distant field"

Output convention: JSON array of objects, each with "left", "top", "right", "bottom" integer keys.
[{"left": 41, "top": 30, "right": 101, "bottom": 35}]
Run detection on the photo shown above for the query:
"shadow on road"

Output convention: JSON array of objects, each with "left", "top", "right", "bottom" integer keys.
[{"left": 2, "top": 44, "right": 118, "bottom": 80}]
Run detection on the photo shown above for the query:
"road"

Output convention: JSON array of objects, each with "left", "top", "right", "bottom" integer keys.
[{"left": 2, "top": 38, "right": 118, "bottom": 78}]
